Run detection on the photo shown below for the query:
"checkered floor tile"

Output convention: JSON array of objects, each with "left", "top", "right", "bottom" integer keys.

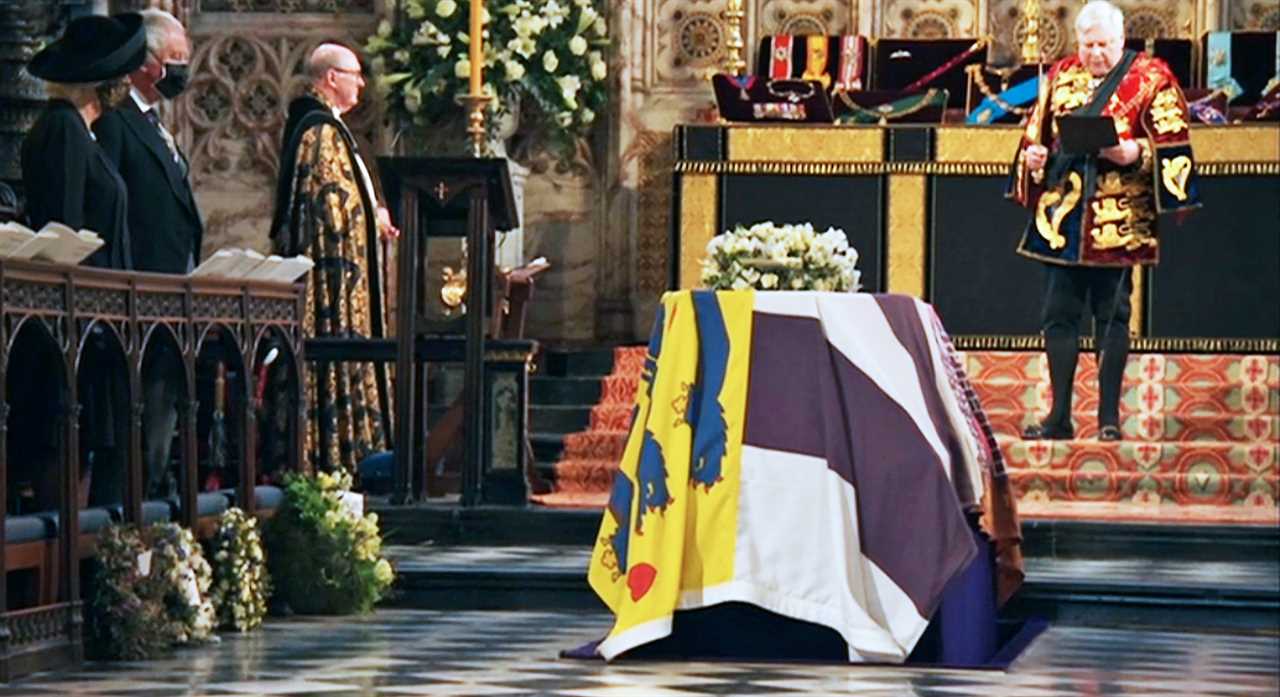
[{"left": 0, "top": 609, "right": 1275, "bottom": 696}]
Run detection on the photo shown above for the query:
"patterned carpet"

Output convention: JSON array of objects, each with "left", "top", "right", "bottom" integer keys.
[
  {"left": 535, "top": 348, "right": 1280, "bottom": 524},
  {"left": 1, "top": 609, "right": 1276, "bottom": 696}
]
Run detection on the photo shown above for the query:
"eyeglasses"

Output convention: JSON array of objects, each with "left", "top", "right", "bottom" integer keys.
[{"left": 331, "top": 66, "right": 364, "bottom": 78}]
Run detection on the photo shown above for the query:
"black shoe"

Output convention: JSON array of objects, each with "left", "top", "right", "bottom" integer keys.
[
  {"left": 1022, "top": 421, "right": 1075, "bottom": 440},
  {"left": 1098, "top": 425, "right": 1123, "bottom": 442}
]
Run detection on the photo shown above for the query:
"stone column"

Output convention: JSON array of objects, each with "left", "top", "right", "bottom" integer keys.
[{"left": 0, "top": 0, "right": 46, "bottom": 192}]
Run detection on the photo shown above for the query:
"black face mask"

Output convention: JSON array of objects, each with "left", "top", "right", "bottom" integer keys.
[{"left": 155, "top": 63, "right": 190, "bottom": 99}]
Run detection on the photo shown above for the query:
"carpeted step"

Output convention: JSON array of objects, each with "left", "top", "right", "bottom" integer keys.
[
  {"left": 973, "top": 382, "right": 1280, "bottom": 419},
  {"left": 1008, "top": 467, "right": 1278, "bottom": 509},
  {"left": 587, "top": 403, "right": 634, "bottom": 431},
  {"left": 998, "top": 438, "right": 1278, "bottom": 475},
  {"left": 560, "top": 430, "right": 628, "bottom": 461},
  {"left": 545, "top": 458, "right": 618, "bottom": 495},
  {"left": 984, "top": 412, "right": 1280, "bottom": 443}
]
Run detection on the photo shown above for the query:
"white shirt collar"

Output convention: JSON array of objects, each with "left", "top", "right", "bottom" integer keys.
[{"left": 131, "top": 87, "right": 158, "bottom": 113}]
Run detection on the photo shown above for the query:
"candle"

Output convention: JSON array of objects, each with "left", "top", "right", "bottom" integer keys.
[{"left": 469, "top": 0, "right": 483, "bottom": 95}]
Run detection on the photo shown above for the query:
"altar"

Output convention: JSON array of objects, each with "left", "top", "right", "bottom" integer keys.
[{"left": 670, "top": 123, "right": 1280, "bottom": 347}]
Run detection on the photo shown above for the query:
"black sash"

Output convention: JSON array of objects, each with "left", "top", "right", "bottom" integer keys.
[{"left": 1046, "top": 50, "right": 1137, "bottom": 200}]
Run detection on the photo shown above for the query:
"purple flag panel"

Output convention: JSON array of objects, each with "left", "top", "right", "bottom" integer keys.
[{"left": 743, "top": 312, "right": 976, "bottom": 619}]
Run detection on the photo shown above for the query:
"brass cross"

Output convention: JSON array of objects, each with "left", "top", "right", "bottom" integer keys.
[{"left": 434, "top": 181, "right": 448, "bottom": 200}]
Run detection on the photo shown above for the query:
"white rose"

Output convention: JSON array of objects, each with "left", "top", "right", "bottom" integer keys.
[
  {"left": 556, "top": 111, "right": 573, "bottom": 126},
  {"left": 594, "top": 16, "right": 607, "bottom": 36},
  {"left": 406, "top": 0, "right": 426, "bottom": 18},
  {"left": 590, "top": 58, "right": 607, "bottom": 81},
  {"left": 454, "top": 58, "right": 471, "bottom": 78},
  {"left": 436, "top": 0, "right": 456, "bottom": 16},
  {"left": 761, "top": 272, "right": 779, "bottom": 289},
  {"left": 437, "top": 44, "right": 452, "bottom": 58},
  {"left": 505, "top": 60, "right": 525, "bottom": 80},
  {"left": 377, "top": 19, "right": 392, "bottom": 37},
  {"left": 581, "top": 108, "right": 594, "bottom": 123},
  {"left": 569, "top": 35, "right": 588, "bottom": 56},
  {"left": 543, "top": 50, "right": 559, "bottom": 73},
  {"left": 392, "top": 50, "right": 409, "bottom": 64}
]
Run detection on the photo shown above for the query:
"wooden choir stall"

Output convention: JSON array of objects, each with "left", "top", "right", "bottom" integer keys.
[{"left": 0, "top": 260, "right": 305, "bottom": 679}]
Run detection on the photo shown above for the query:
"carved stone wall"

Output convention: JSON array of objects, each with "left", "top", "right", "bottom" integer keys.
[{"left": 1229, "top": 0, "right": 1280, "bottom": 29}]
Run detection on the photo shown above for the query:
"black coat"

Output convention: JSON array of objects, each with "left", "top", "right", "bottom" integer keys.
[
  {"left": 21, "top": 99, "right": 132, "bottom": 270},
  {"left": 94, "top": 98, "right": 203, "bottom": 274}
]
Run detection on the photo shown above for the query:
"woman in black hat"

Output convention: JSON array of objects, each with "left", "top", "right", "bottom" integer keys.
[{"left": 21, "top": 13, "right": 146, "bottom": 270}]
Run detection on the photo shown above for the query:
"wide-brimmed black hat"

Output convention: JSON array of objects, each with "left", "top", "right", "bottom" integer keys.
[{"left": 28, "top": 13, "right": 146, "bottom": 84}]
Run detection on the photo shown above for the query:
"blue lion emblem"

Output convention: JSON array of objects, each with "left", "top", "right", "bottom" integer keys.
[
  {"left": 687, "top": 291, "right": 730, "bottom": 491},
  {"left": 635, "top": 429, "right": 672, "bottom": 533},
  {"left": 606, "top": 471, "right": 635, "bottom": 573}
]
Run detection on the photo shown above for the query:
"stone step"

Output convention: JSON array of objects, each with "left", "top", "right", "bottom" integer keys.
[
  {"left": 529, "top": 376, "right": 602, "bottom": 406},
  {"left": 382, "top": 542, "right": 1280, "bottom": 630},
  {"left": 530, "top": 405, "right": 593, "bottom": 434},
  {"left": 985, "top": 412, "right": 1280, "bottom": 443},
  {"left": 541, "top": 347, "right": 626, "bottom": 378}
]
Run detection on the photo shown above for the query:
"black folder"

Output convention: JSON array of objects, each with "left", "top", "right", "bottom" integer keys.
[{"left": 1056, "top": 115, "right": 1119, "bottom": 155}]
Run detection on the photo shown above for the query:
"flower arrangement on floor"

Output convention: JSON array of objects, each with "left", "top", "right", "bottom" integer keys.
[
  {"left": 365, "top": 0, "right": 609, "bottom": 158},
  {"left": 209, "top": 507, "right": 271, "bottom": 632},
  {"left": 86, "top": 525, "right": 172, "bottom": 660},
  {"left": 150, "top": 522, "right": 218, "bottom": 645},
  {"left": 264, "top": 470, "right": 395, "bottom": 615},
  {"left": 86, "top": 522, "right": 218, "bottom": 659},
  {"left": 700, "top": 222, "right": 862, "bottom": 292}
]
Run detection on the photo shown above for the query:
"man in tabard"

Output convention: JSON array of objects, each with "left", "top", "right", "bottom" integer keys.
[
  {"left": 269, "top": 43, "right": 397, "bottom": 472},
  {"left": 1009, "top": 0, "right": 1200, "bottom": 443}
]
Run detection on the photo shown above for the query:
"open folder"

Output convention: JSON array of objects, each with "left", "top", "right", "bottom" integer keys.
[{"left": 1056, "top": 114, "right": 1119, "bottom": 155}]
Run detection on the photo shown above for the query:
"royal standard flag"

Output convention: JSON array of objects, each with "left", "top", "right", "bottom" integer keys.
[{"left": 588, "top": 290, "right": 987, "bottom": 662}]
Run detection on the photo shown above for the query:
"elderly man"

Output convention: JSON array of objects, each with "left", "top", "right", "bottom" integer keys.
[
  {"left": 1009, "top": 0, "right": 1199, "bottom": 442},
  {"left": 95, "top": 9, "right": 203, "bottom": 498},
  {"left": 269, "top": 43, "right": 395, "bottom": 472}
]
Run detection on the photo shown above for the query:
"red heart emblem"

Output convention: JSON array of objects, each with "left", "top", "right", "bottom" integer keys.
[{"left": 627, "top": 563, "right": 657, "bottom": 601}]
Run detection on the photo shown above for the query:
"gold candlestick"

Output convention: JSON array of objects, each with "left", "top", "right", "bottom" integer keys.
[
  {"left": 1021, "top": 0, "right": 1041, "bottom": 66},
  {"left": 723, "top": 0, "right": 746, "bottom": 76},
  {"left": 462, "top": 0, "right": 489, "bottom": 157},
  {"left": 457, "top": 94, "right": 493, "bottom": 157}
]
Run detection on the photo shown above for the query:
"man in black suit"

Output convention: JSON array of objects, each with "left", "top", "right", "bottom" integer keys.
[{"left": 95, "top": 9, "right": 202, "bottom": 498}]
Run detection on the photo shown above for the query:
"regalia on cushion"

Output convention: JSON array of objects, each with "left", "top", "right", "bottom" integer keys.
[
  {"left": 711, "top": 74, "right": 835, "bottom": 123},
  {"left": 755, "top": 35, "right": 869, "bottom": 93},
  {"left": 1006, "top": 52, "right": 1201, "bottom": 268}
]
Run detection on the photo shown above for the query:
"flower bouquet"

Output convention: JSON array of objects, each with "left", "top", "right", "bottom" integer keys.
[
  {"left": 209, "top": 507, "right": 271, "bottom": 632},
  {"left": 700, "top": 222, "right": 862, "bottom": 292}
]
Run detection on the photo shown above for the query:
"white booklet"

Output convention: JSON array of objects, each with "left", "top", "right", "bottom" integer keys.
[
  {"left": 190, "top": 247, "right": 314, "bottom": 282},
  {"left": 0, "top": 221, "right": 104, "bottom": 265}
]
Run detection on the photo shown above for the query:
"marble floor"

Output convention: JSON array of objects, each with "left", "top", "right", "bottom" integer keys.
[{"left": 1, "top": 609, "right": 1276, "bottom": 696}]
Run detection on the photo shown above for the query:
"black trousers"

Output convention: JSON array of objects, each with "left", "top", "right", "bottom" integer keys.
[
  {"left": 143, "top": 344, "right": 184, "bottom": 499},
  {"left": 1040, "top": 264, "right": 1133, "bottom": 429}
]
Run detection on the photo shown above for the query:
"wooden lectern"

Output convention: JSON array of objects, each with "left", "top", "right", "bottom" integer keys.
[{"left": 377, "top": 157, "right": 520, "bottom": 506}]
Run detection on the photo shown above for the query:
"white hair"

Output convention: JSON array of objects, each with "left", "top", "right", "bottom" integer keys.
[
  {"left": 139, "top": 8, "right": 185, "bottom": 55},
  {"left": 1075, "top": 1, "right": 1126, "bottom": 38}
]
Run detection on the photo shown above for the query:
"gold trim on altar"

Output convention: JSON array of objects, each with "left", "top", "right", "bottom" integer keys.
[
  {"left": 678, "top": 174, "right": 719, "bottom": 290},
  {"left": 1190, "top": 126, "right": 1280, "bottom": 163},
  {"left": 934, "top": 127, "right": 1022, "bottom": 164},
  {"left": 887, "top": 175, "right": 927, "bottom": 298},
  {"left": 727, "top": 127, "right": 884, "bottom": 163}
]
